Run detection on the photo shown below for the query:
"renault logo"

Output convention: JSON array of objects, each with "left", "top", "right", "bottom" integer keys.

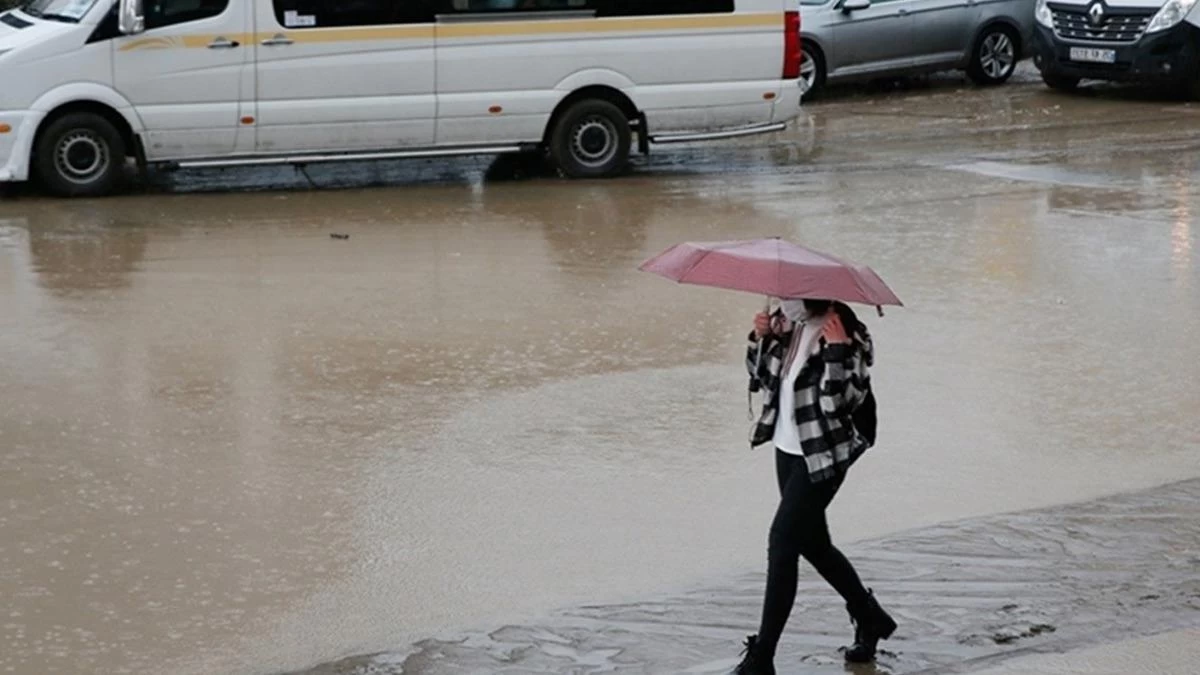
[{"left": 1088, "top": 1, "right": 1106, "bottom": 24}]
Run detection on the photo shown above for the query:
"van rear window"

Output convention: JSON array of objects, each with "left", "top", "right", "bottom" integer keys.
[{"left": 273, "top": 0, "right": 734, "bottom": 28}]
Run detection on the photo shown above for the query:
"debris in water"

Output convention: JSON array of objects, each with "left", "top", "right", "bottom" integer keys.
[{"left": 330, "top": 233, "right": 350, "bottom": 240}]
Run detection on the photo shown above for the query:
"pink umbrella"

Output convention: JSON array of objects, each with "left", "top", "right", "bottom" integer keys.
[{"left": 638, "top": 238, "right": 902, "bottom": 312}]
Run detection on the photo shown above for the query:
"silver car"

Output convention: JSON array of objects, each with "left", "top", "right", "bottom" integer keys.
[{"left": 799, "top": 0, "right": 1036, "bottom": 97}]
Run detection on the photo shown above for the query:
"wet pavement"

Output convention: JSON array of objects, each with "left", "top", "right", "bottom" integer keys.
[
  {"left": 2, "top": 68, "right": 1199, "bottom": 675},
  {"left": 300, "top": 478, "right": 1200, "bottom": 674}
]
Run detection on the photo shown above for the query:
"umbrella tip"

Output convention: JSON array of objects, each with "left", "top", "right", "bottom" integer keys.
[{"left": 877, "top": 305, "right": 884, "bottom": 318}]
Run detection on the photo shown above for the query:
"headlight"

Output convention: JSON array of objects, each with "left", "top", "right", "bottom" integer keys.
[
  {"left": 1147, "top": 0, "right": 1200, "bottom": 33},
  {"left": 1035, "top": 0, "right": 1053, "bottom": 27}
]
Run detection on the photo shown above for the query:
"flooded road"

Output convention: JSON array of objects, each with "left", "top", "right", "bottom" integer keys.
[{"left": 2, "top": 74, "right": 1199, "bottom": 675}]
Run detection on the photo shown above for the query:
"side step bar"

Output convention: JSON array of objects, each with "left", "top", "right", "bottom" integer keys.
[
  {"left": 649, "top": 122, "right": 787, "bottom": 145},
  {"left": 169, "top": 123, "right": 787, "bottom": 171},
  {"left": 176, "top": 145, "right": 531, "bottom": 170}
]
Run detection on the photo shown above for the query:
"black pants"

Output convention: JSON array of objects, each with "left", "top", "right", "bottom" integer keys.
[{"left": 755, "top": 450, "right": 871, "bottom": 659}]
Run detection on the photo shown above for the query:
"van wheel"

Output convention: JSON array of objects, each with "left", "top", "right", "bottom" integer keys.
[
  {"left": 549, "top": 100, "right": 632, "bottom": 179},
  {"left": 968, "top": 26, "right": 1018, "bottom": 86},
  {"left": 1185, "top": 77, "right": 1200, "bottom": 101},
  {"left": 1042, "top": 72, "right": 1081, "bottom": 92},
  {"left": 34, "top": 112, "right": 127, "bottom": 197}
]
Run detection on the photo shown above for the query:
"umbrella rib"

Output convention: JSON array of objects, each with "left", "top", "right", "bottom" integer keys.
[
  {"left": 674, "top": 247, "right": 717, "bottom": 285},
  {"left": 776, "top": 239, "right": 784, "bottom": 300}
]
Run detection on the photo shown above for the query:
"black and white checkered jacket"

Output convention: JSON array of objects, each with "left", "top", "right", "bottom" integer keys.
[{"left": 746, "top": 310, "right": 875, "bottom": 483}]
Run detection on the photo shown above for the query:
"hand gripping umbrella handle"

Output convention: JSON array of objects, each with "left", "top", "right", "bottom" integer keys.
[{"left": 749, "top": 296, "right": 771, "bottom": 422}]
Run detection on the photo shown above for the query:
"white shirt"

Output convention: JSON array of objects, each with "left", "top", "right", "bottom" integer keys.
[{"left": 773, "top": 314, "right": 827, "bottom": 456}]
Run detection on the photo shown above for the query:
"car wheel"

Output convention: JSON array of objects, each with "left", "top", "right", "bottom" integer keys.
[
  {"left": 1042, "top": 72, "right": 1081, "bottom": 92},
  {"left": 549, "top": 99, "right": 632, "bottom": 179},
  {"left": 33, "top": 112, "right": 127, "bottom": 198},
  {"left": 800, "top": 44, "right": 827, "bottom": 100},
  {"left": 968, "top": 26, "right": 1019, "bottom": 86}
]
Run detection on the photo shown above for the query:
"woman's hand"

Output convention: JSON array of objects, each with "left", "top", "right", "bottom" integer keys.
[
  {"left": 754, "top": 312, "right": 773, "bottom": 339},
  {"left": 822, "top": 314, "right": 851, "bottom": 345}
]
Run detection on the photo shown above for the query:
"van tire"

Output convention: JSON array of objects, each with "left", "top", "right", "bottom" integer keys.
[
  {"left": 1184, "top": 77, "right": 1200, "bottom": 101},
  {"left": 34, "top": 112, "right": 127, "bottom": 197},
  {"left": 968, "top": 25, "right": 1019, "bottom": 86},
  {"left": 549, "top": 99, "right": 632, "bottom": 179},
  {"left": 1042, "top": 72, "right": 1081, "bottom": 92}
]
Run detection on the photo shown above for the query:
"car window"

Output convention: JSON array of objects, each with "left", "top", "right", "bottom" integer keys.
[
  {"left": 144, "top": 0, "right": 228, "bottom": 29},
  {"left": 272, "top": 0, "right": 438, "bottom": 27}
]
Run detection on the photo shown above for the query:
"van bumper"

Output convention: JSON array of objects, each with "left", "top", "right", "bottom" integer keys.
[
  {"left": 0, "top": 110, "right": 40, "bottom": 183},
  {"left": 1033, "top": 22, "right": 1200, "bottom": 83},
  {"left": 775, "top": 78, "right": 804, "bottom": 119}
]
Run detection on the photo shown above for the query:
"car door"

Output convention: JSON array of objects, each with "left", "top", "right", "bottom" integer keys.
[
  {"left": 829, "top": 0, "right": 915, "bottom": 78},
  {"left": 253, "top": 0, "right": 436, "bottom": 154},
  {"left": 907, "top": 0, "right": 978, "bottom": 67},
  {"left": 113, "top": 0, "right": 251, "bottom": 160}
]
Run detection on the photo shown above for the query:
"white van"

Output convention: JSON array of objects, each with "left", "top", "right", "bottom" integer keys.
[
  {"left": 0, "top": 0, "right": 803, "bottom": 196},
  {"left": 1032, "top": 0, "right": 1200, "bottom": 96}
]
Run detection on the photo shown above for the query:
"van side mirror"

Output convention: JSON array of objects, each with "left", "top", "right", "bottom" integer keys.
[
  {"left": 841, "top": 0, "right": 871, "bottom": 12},
  {"left": 118, "top": 0, "right": 145, "bottom": 35}
]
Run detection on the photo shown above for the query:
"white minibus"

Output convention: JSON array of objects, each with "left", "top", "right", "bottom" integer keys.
[{"left": 0, "top": 0, "right": 803, "bottom": 195}]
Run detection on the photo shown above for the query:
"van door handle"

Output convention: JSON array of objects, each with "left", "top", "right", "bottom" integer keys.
[
  {"left": 262, "top": 34, "right": 294, "bottom": 46},
  {"left": 208, "top": 37, "right": 240, "bottom": 49},
  {"left": 897, "top": 7, "right": 909, "bottom": 14}
]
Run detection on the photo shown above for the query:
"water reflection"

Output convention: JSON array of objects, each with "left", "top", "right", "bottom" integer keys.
[
  {"left": 26, "top": 206, "right": 148, "bottom": 294},
  {"left": 1169, "top": 178, "right": 1193, "bottom": 285}
]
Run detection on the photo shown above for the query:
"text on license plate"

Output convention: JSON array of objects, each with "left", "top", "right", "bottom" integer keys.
[{"left": 1070, "top": 47, "right": 1116, "bottom": 64}]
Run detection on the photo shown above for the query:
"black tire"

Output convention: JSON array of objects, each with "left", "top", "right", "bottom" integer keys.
[
  {"left": 1042, "top": 71, "right": 1081, "bottom": 92},
  {"left": 1184, "top": 77, "right": 1200, "bottom": 101},
  {"left": 801, "top": 43, "right": 827, "bottom": 100},
  {"left": 548, "top": 99, "right": 632, "bottom": 179},
  {"left": 33, "top": 112, "right": 127, "bottom": 197},
  {"left": 968, "top": 26, "right": 1019, "bottom": 86}
]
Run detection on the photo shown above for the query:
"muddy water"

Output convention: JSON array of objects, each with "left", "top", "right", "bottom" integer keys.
[{"left": 1, "top": 79, "right": 1199, "bottom": 675}]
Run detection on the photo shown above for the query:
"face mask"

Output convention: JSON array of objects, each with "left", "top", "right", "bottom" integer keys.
[{"left": 780, "top": 299, "right": 808, "bottom": 323}]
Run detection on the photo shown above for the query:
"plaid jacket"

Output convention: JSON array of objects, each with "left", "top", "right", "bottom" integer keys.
[{"left": 746, "top": 312, "right": 875, "bottom": 482}]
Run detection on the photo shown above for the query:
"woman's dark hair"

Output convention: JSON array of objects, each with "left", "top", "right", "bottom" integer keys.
[
  {"left": 802, "top": 299, "right": 833, "bottom": 316},
  {"left": 805, "top": 299, "right": 864, "bottom": 336}
]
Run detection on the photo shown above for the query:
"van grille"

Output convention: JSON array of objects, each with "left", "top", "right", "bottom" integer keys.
[{"left": 1051, "top": 6, "right": 1154, "bottom": 43}]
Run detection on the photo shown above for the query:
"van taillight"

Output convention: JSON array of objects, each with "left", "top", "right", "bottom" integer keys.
[{"left": 783, "top": 11, "right": 801, "bottom": 80}]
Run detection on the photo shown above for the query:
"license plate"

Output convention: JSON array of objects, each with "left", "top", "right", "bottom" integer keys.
[{"left": 1069, "top": 47, "right": 1117, "bottom": 64}]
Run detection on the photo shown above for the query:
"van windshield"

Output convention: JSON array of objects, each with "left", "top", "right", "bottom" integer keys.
[{"left": 20, "top": 0, "right": 100, "bottom": 22}]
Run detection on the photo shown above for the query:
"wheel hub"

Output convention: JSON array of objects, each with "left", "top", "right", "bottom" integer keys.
[
  {"left": 571, "top": 117, "right": 618, "bottom": 168},
  {"left": 981, "top": 33, "right": 1015, "bottom": 80},
  {"left": 55, "top": 131, "right": 109, "bottom": 184}
]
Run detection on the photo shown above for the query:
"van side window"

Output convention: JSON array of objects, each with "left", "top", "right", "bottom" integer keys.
[
  {"left": 442, "top": 0, "right": 734, "bottom": 15},
  {"left": 272, "top": 0, "right": 437, "bottom": 27},
  {"left": 144, "top": 0, "right": 229, "bottom": 29}
]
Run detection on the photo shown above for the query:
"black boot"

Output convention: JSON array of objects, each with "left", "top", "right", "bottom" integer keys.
[
  {"left": 732, "top": 635, "right": 776, "bottom": 675},
  {"left": 843, "top": 589, "right": 897, "bottom": 663}
]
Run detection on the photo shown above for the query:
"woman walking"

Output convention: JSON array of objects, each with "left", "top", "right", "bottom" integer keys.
[{"left": 733, "top": 297, "right": 896, "bottom": 674}]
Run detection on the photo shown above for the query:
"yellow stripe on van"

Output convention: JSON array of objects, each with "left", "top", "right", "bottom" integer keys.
[
  {"left": 282, "top": 25, "right": 434, "bottom": 43},
  {"left": 119, "top": 33, "right": 254, "bottom": 50},
  {"left": 117, "top": 13, "right": 780, "bottom": 51}
]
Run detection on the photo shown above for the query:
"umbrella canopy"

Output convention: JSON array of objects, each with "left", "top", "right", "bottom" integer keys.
[{"left": 638, "top": 238, "right": 903, "bottom": 308}]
